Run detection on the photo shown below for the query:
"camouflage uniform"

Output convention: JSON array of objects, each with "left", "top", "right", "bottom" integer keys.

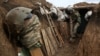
[
  {"left": 20, "top": 15, "right": 41, "bottom": 48},
  {"left": 70, "top": 9, "right": 81, "bottom": 38},
  {"left": 6, "top": 7, "right": 41, "bottom": 49},
  {"left": 6, "top": 7, "right": 42, "bottom": 56}
]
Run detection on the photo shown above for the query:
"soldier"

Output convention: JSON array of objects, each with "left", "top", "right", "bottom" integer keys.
[
  {"left": 33, "top": 2, "right": 49, "bottom": 15},
  {"left": 67, "top": 6, "right": 81, "bottom": 41},
  {"left": 49, "top": 5, "right": 68, "bottom": 21},
  {"left": 48, "top": 5, "right": 58, "bottom": 20},
  {"left": 84, "top": 10, "right": 93, "bottom": 21},
  {"left": 61, "top": 9, "right": 69, "bottom": 21},
  {"left": 6, "top": 7, "right": 42, "bottom": 56}
]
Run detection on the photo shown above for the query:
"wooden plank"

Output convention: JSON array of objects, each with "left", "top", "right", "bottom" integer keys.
[
  {"left": 60, "top": 5, "right": 95, "bottom": 10},
  {"left": 48, "top": 15, "right": 64, "bottom": 47},
  {"left": 46, "top": 34, "right": 55, "bottom": 56},
  {"left": 30, "top": 48, "right": 44, "bottom": 56},
  {"left": 74, "top": 5, "right": 95, "bottom": 9},
  {"left": 42, "top": 6, "right": 60, "bottom": 47},
  {"left": 46, "top": 27, "right": 58, "bottom": 51},
  {"left": 41, "top": 29, "right": 52, "bottom": 56},
  {"left": 43, "top": 6, "right": 64, "bottom": 47},
  {"left": 42, "top": 28, "right": 55, "bottom": 56},
  {"left": 46, "top": 27, "right": 58, "bottom": 55},
  {"left": 54, "top": 27, "right": 64, "bottom": 47},
  {"left": 49, "top": 16, "right": 64, "bottom": 47},
  {"left": 39, "top": 38, "right": 48, "bottom": 56}
]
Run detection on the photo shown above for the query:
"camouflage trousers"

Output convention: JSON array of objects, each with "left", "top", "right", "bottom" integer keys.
[{"left": 71, "top": 22, "right": 80, "bottom": 38}]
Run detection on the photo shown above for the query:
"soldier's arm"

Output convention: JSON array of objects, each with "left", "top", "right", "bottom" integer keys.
[{"left": 75, "top": 11, "right": 81, "bottom": 23}]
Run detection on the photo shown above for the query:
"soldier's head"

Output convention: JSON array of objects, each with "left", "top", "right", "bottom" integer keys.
[
  {"left": 67, "top": 5, "right": 74, "bottom": 14},
  {"left": 6, "top": 7, "right": 34, "bottom": 25}
]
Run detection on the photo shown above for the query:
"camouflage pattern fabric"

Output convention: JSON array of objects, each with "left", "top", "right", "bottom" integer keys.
[
  {"left": 20, "top": 15, "right": 41, "bottom": 48},
  {"left": 70, "top": 10, "right": 81, "bottom": 38},
  {"left": 71, "top": 10, "right": 81, "bottom": 23}
]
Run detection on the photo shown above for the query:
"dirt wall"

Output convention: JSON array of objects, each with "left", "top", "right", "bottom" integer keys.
[
  {"left": 0, "top": 6, "right": 17, "bottom": 56},
  {"left": 76, "top": 5, "right": 100, "bottom": 56},
  {"left": 0, "top": 0, "right": 47, "bottom": 56}
]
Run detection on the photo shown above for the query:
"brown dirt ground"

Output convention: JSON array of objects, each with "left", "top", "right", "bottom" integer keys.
[{"left": 54, "top": 40, "right": 79, "bottom": 56}]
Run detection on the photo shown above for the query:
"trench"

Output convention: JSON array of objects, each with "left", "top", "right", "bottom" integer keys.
[
  {"left": 54, "top": 8, "right": 90, "bottom": 56},
  {"left": 77, "top": 8, "right": 89, "bottom": 34},
  {"left": 3, "top": 7, "right": 93, "bottom": 56}
]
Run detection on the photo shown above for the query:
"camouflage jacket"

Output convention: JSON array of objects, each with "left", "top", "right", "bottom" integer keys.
[
  {"left": 20, "top": 15, "right": 41, "bottom": 48},
  {"left": 70, "top": 10, "right": 81, "bottom": 23}
]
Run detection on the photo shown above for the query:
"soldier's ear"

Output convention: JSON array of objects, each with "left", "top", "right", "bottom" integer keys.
[{"left": 31, "top": 10, "right": 34, "bottom": 14}]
